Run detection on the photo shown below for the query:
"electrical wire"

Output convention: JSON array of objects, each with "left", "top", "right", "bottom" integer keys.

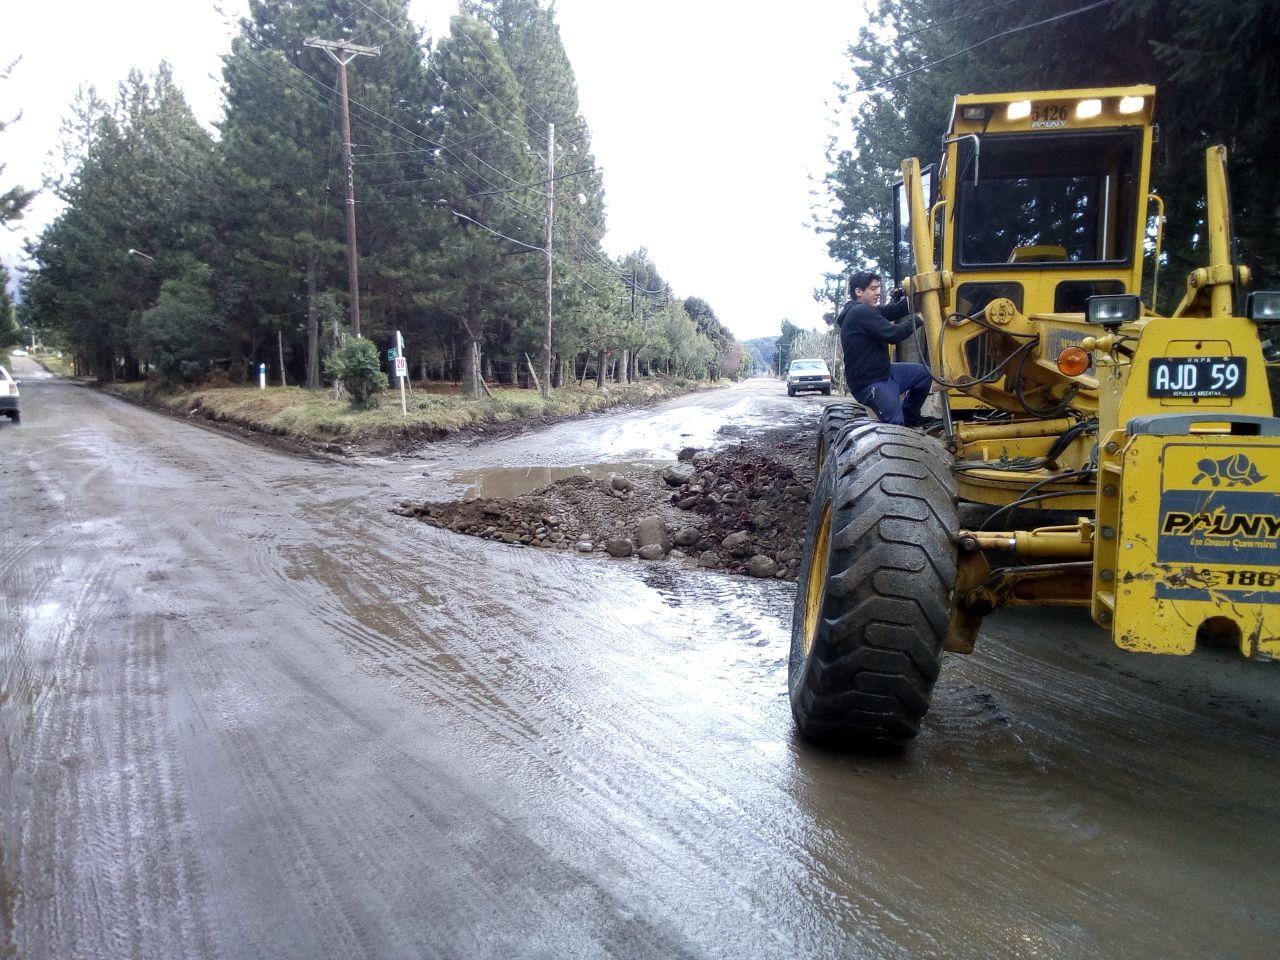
[
  {"left": 448, "top": 208, "right": 544, "bottom": 252},
  {"left": 901, "top": 0, "right": 1026, "bottom": 39},
  {"left": 953, "top": 419, "right": 1097, "bottom": 474},
  {"left": 978, "top": 478, "right": 1096, "bottom": 532},
  {"left": 237, "top": 25, "right": 670, "bottom": 310},
  {"left": 858, "top": 0, "right": 1115, "bottom": 93},
  {"left": 1013, "top": 342, "right": 1079, "bottom": 418},
  {"left": 910, "top": 308, "right": 1038, "bottom": 390}
]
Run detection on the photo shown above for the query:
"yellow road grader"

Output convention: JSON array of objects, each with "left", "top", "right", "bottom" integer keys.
[{"left": 790, "top": 86, "right": 1280, "bottom": 748}]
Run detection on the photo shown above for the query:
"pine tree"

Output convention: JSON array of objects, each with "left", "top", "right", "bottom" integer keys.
[
  {"left": 22, "top": 69, "right": 216, "bottom": 376},
  {"left": 421, "top": 14, "right": 539, "bottom": 397},
  {"left": 464, "top": 0, "right": 608, "bottom": 381},
  {"left": 1, "top": 59, "right": 36, "bottom": 228},
  {"left": 822, "top": 0, "right": 1280, "bottom": 293},
  {"left": 0, "top": 262, "right": 20, "bottom": 354},
  {"left": 216, "top": 0, "right": 436, "bottom": 384}
]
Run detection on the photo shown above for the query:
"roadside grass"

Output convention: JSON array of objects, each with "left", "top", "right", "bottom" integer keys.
[
  {"left": 112, "top": 377, "right": 710, "bottom": 447},
  {"left": 31, "top": 351, "right": 76, "bottom": 377}
]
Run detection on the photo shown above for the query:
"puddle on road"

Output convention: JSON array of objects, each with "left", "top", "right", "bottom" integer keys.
[{"left": 449, "top": 460, "right": 672, "bottom": 500}]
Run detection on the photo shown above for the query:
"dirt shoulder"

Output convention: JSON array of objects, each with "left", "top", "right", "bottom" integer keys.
[
  {"left": 103, "top": 377, "right": 718, "bottom": 456},
  {"left": 395, "top": 424, "right": 817, "bottom": 581}
]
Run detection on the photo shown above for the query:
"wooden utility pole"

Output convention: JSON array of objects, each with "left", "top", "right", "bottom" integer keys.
[
  {"left": 624, "top": 269, "right": 638, "bottom": 384},
  {"left": 305, "top": 36, "right": 381, "bottom": 340},
  {"left": 541, "top": 122, "right": 555, "bottom": 398}
]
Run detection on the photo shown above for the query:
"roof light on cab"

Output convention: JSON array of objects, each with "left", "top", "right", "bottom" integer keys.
[
  {"left": 1007, "top": 100, "right": 1031, "bottom": 121},
  {"left": 1118, "top": 95, "right": 1144, "bottom": 114},
  {"left": 1076, "top": 99, "right": 1103, "bottom": 119}
]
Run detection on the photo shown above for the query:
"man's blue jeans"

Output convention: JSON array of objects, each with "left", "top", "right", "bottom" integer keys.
[{"left": 851, "top": 362, "right": 932, "bottom": 426}]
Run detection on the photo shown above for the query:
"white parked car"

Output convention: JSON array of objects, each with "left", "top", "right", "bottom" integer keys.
[
  {"left": 0, "top": 365, "right": 20, "bottom": 424},
  {"left": 786, "top": 358, "right": 832, "bottom": 397}
]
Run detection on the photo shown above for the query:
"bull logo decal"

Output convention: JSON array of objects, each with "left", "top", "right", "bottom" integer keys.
[{"left": 1192, "top": 454, "right": 1265, "bottom": 487}]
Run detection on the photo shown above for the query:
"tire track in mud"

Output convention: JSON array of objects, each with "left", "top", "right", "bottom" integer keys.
[
  {"left": 3, "top": 389, "right": 219, "bottom": 960},
  {"left": 161, "top": 542, "right": 701, "bottom": 958},
  {"left": 898, "top": 616, "right": 1280, "bottom": 959},
  {"left": 8, "top": 380, "right": 1280, "bottom": 959},
  {"left": 280, "top": 506, "right": 932, "bottom": 957},
  {"left": 95, "top": 425, "right": 701, "bottom": 957}
]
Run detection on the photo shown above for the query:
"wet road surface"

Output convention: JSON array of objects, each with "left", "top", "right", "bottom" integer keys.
[{"left": 2, "top": 372, "right": 1279, "bottom": 959}]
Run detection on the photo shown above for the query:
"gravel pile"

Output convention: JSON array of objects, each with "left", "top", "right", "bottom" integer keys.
[{"left": 394, "top": 429, "right": 816, "bottom": 580}]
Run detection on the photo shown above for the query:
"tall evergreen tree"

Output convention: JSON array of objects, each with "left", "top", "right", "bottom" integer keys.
[
  {"left": 0, "top": 262, "right": 20, "bottom": 355},
  {"left": 421, "top": 14, "right": 538, "bottom": 396},
  {"left": 216, "top": 0, "right": 435, "bottom": 384},
  {"left": 821, "top": 0, "right": 1280, "bottom": 297},
  {"left": 23, "top": 68, "right": 216, "bottom": 376},
  {"left": 465, "top": 0, "right": 609, "bottom": 372},
  {"left": 1, "top": 59, "right": 36, "bottom": 228}
]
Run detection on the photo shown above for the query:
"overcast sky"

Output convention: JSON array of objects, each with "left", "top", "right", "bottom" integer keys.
[{"left": 1, "top": 0, "right": 863, "bottom": 341}]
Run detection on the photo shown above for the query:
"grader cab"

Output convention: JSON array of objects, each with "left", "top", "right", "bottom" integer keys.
[{"left": 791, "top": 86, "right": 1280, "bottom": 749}]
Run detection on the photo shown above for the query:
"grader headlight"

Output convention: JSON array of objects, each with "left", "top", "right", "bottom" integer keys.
[
  {"left": 1245, "top": 291, "right": 1280, "bottom": 324},
  {"left": 1086, "top": 294, "right": 1141, "bottom": 329}
]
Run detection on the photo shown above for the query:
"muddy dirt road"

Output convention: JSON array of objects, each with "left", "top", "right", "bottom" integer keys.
[{"left": 3, "top": 375, "right": 1279, "bottom": 959}]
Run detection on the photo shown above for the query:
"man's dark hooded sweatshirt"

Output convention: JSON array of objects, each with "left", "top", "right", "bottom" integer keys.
[{"left": 837, "top": 298, "right": 920, "bottom": 391}]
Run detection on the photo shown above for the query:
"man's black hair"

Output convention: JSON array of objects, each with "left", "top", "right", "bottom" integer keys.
[{"left": 849, "top": 270, "right": 881, "bottom": 297}]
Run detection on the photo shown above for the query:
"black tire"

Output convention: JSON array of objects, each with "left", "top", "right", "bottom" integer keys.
[
  {"left": 789, "top": 422, "right": 958, "bottom": 749},
  {"left": 815, "top": 402, "right": 865, "bottom": 471},
  {"left": 822, "top": 387, "right": 831, "bottom": 396},
  {"left": 9, "top": 411, "right": 18, "bottom": 424},
  {"left": 787, "top": 387, "right": 796, "bottom": 397}
]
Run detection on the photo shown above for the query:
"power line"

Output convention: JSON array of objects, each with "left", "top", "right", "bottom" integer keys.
[
  {"left": 858, "top": 0, "right": 1115, "bottom": 93},
  {"left": 234, "top": 25, "right": 673, "bottom": 310},
  {"left": 350, "top": 0, "right": 595, "bottom": 161},
  {"left": 237, "top": 37, "right": 541, "bottom": 219},
  {"left": 449, "top": 208, "right": 545, "bottom": 252},
  {"left": 901, "top": 0, "right": 1026, "bottom": 39}
]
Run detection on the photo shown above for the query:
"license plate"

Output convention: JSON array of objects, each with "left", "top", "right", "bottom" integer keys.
[{"left": 1148, "top": 356, "right": 1246, "bottom": 398}]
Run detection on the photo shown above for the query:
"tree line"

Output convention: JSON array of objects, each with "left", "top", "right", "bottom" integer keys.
[
  {"left": 818, "top": 0, "right": 1279, "bottom": 310},
  {"left": 17, "top": 0, "right": 743, "bottom": 393}
]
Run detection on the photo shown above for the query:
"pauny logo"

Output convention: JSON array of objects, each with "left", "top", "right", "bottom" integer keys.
[
  {"left": 1161, "top": 510, "right": 1280, "bottom": 538},
  {"left": 1192, "top": 454, "right": 1265, "bottom": 488}
]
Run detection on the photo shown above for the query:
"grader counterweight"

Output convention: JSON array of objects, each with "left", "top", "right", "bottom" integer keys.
[{"left": 790, "top": 87, "right": 1280, "bottom": 749}]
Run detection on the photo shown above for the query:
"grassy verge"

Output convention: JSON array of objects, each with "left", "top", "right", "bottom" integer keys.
[
  {"left": 108, "top": 377, "right": 713, "bottom": 451},
  {"left": 28, "top": 351, "right": 76, "bottom": 377}
]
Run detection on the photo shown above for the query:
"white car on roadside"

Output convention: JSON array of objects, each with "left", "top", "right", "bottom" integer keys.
[
  {"left": 786, "top": 358, "right": 833, "bottom": 397},
  {"left": 0, "top": 365, "right": 20, "bottom": 424}
]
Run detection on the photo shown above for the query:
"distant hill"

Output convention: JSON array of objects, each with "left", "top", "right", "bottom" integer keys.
[{"left": 742, "top": 336, "right": 776, "bottom": 372}]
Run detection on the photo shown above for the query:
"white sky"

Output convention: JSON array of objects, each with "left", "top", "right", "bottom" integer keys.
[{"left": 1, "top": 0, "right": 864, "bottom": 341}]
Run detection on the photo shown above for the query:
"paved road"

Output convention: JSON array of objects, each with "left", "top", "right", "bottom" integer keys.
[{"left": 2, "top": 372, "right": 1278, "bottom": 959}]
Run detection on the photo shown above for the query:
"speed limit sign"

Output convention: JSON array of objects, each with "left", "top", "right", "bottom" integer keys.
[{"left": 394, "top": 356, "right": 407, "bottom": 378}]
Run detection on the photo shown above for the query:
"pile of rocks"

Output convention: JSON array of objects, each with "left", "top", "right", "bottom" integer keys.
[
  {"left": 395, "top": 433, "right": 814, "bottom": 580},
  {"left": 394, "top": 497, "right": 573, "bottom": 549},
  {"left": 660, "top": 443, "right": 811, "bottom": 578}
]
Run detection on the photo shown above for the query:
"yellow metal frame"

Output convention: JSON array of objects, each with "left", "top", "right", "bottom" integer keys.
[{"left": 893, "top": 85, "right": 1280, "bottom": 658}]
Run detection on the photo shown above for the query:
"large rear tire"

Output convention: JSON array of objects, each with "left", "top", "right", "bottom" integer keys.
[
  {"left": 789, "top": 422, "right": 958, "bottom": 749},
  {"left": 815, "top": 402, "right": 865, "bottom": 471}
]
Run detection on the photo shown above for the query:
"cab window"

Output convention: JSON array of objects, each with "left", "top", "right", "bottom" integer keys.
[{"left": 955, "top": 131, "right": 1140, "bottom": 267}]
